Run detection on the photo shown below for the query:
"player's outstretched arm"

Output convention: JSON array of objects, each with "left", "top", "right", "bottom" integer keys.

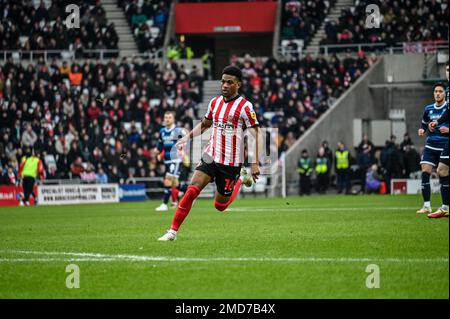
[{"left": 176, "top": 117, "right": 213, "bottom": 147}]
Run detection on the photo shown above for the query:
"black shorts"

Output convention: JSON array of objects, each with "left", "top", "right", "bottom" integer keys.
[{"left": 195, "top": 159, "right": 241, "bottom": 196}]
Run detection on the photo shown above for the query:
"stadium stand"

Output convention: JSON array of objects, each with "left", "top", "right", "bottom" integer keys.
[
  {"left": 320, "top": 0, "right": 449, "bottom": 48},
  {"left": 0, "top": 0, "right": 119, "bottom": 58},
  {"left": 118, "top": 0, "right": 170, "bottom": 55},
  {"left": 280, "top": 0, "right": 335, "bottom": 49},
  {"left": 0, "top": 57, "right": 203, "bottom": 184}
]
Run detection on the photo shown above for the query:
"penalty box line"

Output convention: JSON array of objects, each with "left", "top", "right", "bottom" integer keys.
[{"left": 0, "top": 250, "right": 448, "bottom": 264}]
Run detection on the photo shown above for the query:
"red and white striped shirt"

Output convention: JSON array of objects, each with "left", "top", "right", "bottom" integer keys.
[{"left": 204, "top": 95, "right": 259, "bottom": 167}]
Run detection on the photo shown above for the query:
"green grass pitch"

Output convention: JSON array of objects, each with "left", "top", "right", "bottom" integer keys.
[{"left": 0, "top": 194, "right": 448, "bottom": 299}]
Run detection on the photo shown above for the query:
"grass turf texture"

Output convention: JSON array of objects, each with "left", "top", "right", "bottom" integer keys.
[{"left": 0, "top": 194, "right": 448, "bottom": 299}]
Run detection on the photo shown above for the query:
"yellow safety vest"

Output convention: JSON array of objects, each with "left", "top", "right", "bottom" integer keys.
[
  {"left": 202, "top": 53, "right": 210, "bottom": 69},
  {"left": 297, "top": 158, "right": 312, "bottom": 174},
  {"left": 167, "top": 46, "right": 180, "bottom": 60},
  {"left": 315, "top": 158, "right": 328, "bottom": 174},
  {"left": 21, "top": 156, "right": 40, "bottom": 178},
  {"left": 335, "top": 150, "right": 349, "bottom": 169}
]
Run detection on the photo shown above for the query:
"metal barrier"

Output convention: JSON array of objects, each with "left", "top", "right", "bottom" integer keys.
[
  {"left": 318, "top": 42, "right": 449, "bottom": 55},
  {"left": 0, "top": 48, "right": 164, "bottom": 63},
  {"left": 278, "top": 41, "right": 449, "bottom": 58},
  {"left": 0, "top": 49, "right": 118, "bottom": 62}
]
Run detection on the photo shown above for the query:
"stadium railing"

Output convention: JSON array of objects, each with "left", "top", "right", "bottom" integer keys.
[
  {"left": 278, "top": 41, "right": 449, "bottom": 58},
  {"left": 318, "top": 41, "right": 449, "bottom": 55},
  {"left": 0, "top": 50, "right": 119, "bottom": 62},
  {"left": 0, "top": 48, "right": 164, "bottom": 62}
]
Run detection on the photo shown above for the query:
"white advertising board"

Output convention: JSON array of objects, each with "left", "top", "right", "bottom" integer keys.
[{"left": 38, "top": 184, "right": 119, "bottom": 205}]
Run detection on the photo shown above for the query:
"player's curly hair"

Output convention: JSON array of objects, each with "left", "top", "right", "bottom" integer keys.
[{"left": 222, "top": 65, "right": 242, "bottom": 82}]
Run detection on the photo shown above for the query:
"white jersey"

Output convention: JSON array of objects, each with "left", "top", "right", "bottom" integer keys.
[{"left": 203, "top": 95, "right": 259, "bottom": 167}]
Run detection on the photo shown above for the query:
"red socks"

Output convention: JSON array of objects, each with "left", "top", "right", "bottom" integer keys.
[
  {"left": 214, "top": 179, "right": 242, "bottom": 212},
  {"left": 171, "top": 185, "right": 200, "bottom": 231},
  {"left": 230, "top": 178, "right": 243, "bottom": 203},
  {"left": 170, "top": 179, "right": 243, "bottom": 231},
  {"left": 171, "top": 187, "right": 179, "bottom": 203}
]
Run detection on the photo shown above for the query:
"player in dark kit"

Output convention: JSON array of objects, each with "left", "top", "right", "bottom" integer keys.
[
  {"left": 158, "top": 66, "right": 260, "bottom": 241},
  {"left": 416, "top": 82, "right": 449, "bottom": 214},
  {"left": 155, "top": 111, "right": 187, "bottom": 211},
  {"left": 427, "top": 64, "right": 449, "bottom": 218}
]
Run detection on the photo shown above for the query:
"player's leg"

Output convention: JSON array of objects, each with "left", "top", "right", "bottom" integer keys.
[
  {"left": 213, "top": 165, "right": 245, "bottom": 212},
  {"left": 305, "top": 175, "right": 311, "bottom": 195},
  {"left": 175, "top": 164, "right": 189, "bottom": 198},
  {"left": 173, "top": 181, "right": 188, "bottom": 203},
  {"left": 171, "top": 170, "right": 211, "bottom": 229},
  {"left": 31, "top": 187, "right": 37, "bottom": 205},
  {"left": 336, "top": 170, "right": 343, "bottom": 194},
  {"left": 22, "top": 177, "right": 32, "bottom": 205},
  {"left": 30, "top": 179, "right": 37, "bottom": 205},
  {"left": 428, "top": 146, "right": 449, "bottom": 218},
  {"left": 171, "top": 179, "right": 180, "bottom": 207},
  {"left": 299, "top": 174, "right": 305, "bottom": 195},
  {"left": 324, "top": 172, "right": 329, "bottom": 193},
  {"left": 156, "top": 174, "right": 173, "bottom": 211},
  {"left": 344, "top": 169, "right": 351, "bottom": 194},
  {"left": 316, "top": 174, "right": 323, "bottom": 194},
  {"left": 158, "top": 161, "right": 213, "bottom": 241},
  {"left": 26, "top": 177, "right": 35, "bottom": 205},
  {"left": 321, "top": 174, "right": 327, "bottom": 193},
  {"left": 417, "top": 163, "right": 433, "bottom": 213},
  {"left": 418, "top": 147, "right": 439, "bottom": 213},
  {"left": 170, "top": 162, "right": 182, "bottom": 207}
]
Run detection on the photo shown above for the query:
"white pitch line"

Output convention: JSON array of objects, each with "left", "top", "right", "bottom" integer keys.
[
  {"left": 0, "top": 250, "right": 447, "bottom": 264},
  {"left": 0, "top": 258, "right": 121, "bottom": 262},
  {"left": 113, "top": 206, "right": 421, "bottom": 213},
  {"left": 225, "top": 206, "right": 421, "bottom": 212}
]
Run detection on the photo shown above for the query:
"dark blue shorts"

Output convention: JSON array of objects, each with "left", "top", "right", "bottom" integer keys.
[
  {"left": 165, "top": 161, "right": 181, "bottom": 178},
  {"left": 440, "top": 142, "right": 449, "bottom": 166},
  {"left": 420, "top": 145, "right": 442, "bottom": 167}
]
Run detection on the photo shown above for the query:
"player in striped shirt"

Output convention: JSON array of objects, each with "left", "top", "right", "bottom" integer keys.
[{"left": 158, "top": 66, "right": 261, "bottom": 241}]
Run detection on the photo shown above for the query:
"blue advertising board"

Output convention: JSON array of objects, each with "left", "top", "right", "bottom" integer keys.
[{"left": 119, "top": 184, "right": 147, "bottom": 202}]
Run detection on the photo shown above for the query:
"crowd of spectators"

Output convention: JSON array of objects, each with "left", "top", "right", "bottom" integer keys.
[
  {"left": 0, "top": 0, "right": 119, "bottom": 58},
  {"left": 320, "top": 0, "right": 448, "bottom": 49},
  {"left": 354, "top": 133, "right": 422, "bottom": 193},
  {"left": 0, "top": 46, "right": 377, "bottom": 187},
  {"left": 0, "top": 56, "right": 203, "bottom": 185},
  {"left": 119, "top": 0, "right": 170, "bottom": 54},
  {"left": 297, "top": 132, "right": 423, "bottom": 195},
  {"left": 230, "top": 51, "right": 376, "bottom": 153},
  {"left": 281, "top": 0, "right": 334, "bottom": 48}
]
